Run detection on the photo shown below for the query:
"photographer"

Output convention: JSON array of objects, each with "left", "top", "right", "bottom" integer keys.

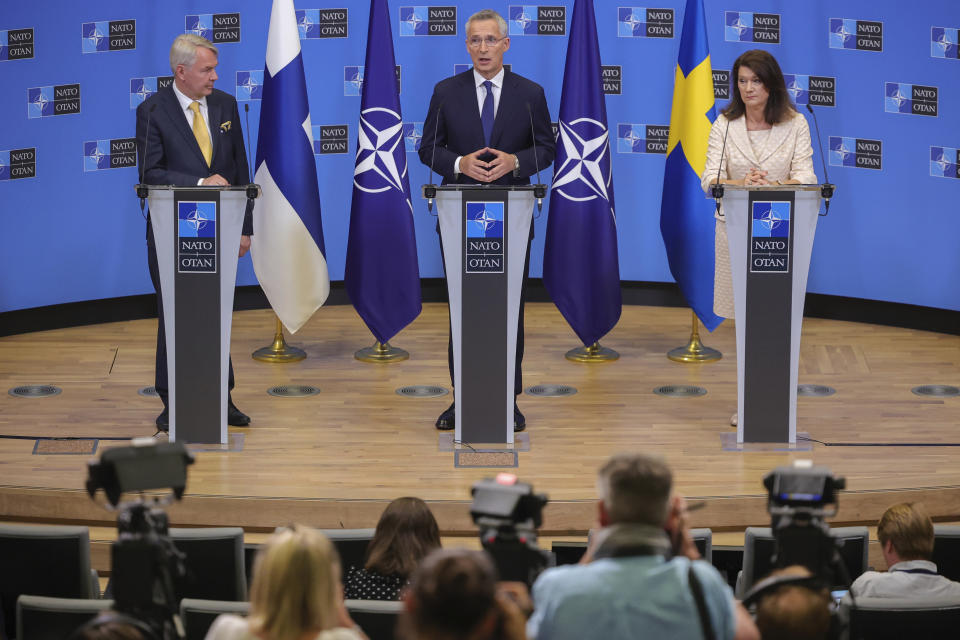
[
  {"left": 526, "top": 452, "right": 758, "bottom": 640},
  {"left": 399, "top": 549, "right": 528, "bottom": 640}
]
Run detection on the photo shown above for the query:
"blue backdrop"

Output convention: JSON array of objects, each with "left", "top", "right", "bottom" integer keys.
[{"left": 1, "top": 1, "right": 958, "bottom": 314}]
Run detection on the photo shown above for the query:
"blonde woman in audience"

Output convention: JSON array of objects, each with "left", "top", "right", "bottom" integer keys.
[{"left": 205, "top": 525, "right": 368, "bottom": 640}]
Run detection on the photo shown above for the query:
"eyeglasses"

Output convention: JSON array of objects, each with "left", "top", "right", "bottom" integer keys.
[{"left": 467, "top": 36, "right": 506, "bottom": 49}]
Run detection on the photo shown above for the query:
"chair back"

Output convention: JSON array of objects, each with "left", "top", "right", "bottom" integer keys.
[
  {"left": 169, "top": 527, "right": 247, "bottom": 602},
  {"left": 933, "top": 524, "right": 960, "bottom": 583},
  {"left": 0, "top": 524, "right": 96, "bottom": 640},
  {"left": 16, "top": 595, "right": 113, "bottom": 640},
  {"left": 179, "top": 598, "right": 250, "bottom": 640},
  {"left": 845, "top": 596, "right": 960, "bottom": 640},
  {"left": 320, "top": 529, "right": 376, "bottom": 581},
  {"left": 346, "top": 599, "right": 404, "bottom": 640}
]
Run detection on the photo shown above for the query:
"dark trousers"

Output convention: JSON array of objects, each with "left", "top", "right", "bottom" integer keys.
[
  {"left": 439, "top": 227, "right": 533, "bottom": 397},
  {"left": 146, "top": 218, "right": 234, "bottom": 407}
]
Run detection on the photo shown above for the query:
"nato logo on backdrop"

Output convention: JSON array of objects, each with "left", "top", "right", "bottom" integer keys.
[
  {"left": 465, "top": 201, "right": 504, "bottom": 274},
  {"left": 296, "top": 8, "right": 348, "bottom": 39},
  {"left": 28, "top": 84, "right": 81, "bottom": 118},
  {"left": 0, "top": 148, "right": 36, "bottom": 180},
  {"left": 617, "top": 8, "right": 674, "bottom": 38},
  {"left": 186, "top": 14, "right": 241, "bottom": 43},
  {"left": 930, "top": 147, "right": 959, "bottom": 179},
  {"left": 784, "top": 74, "right": 836, "bottom": 107},
  {"left": 617, "top": 124, "right": 669, "bottom": 154},
  {"left": 344, "top": 66, "right": 401, "bottom": 96},
  {"left": 713, "top": 70, "right": 731, "bottom": 100},
  {"left": 725, "top": 12, "right": 780, "bottom": 44},
  {"left": 1, "top": 28, "right": 34, "bottom": 60},
  {"left": 178, "top": 201, "right": 218, "bottom": 274},
  {"left": 885, "top": 82, "right": 938, "bottom": 116},
  {"left": 312, "top": 125, "right": 349, "bottom": 155},
  {"left": 829, "top": 136, "right": 882, "bottom": 170},
  {"left": 81, "top": 19, "right": 135, "bottom": 53},
  {"left": 403, "top": 123, "right": 423, "bottom": 152},
  {"left": 602, "top": 66, "right": 622, "bottom": 94},
  {"left": 84, "top": 138, "right": 136, "bottom": 172},
  {"left": 236, "top": 71, "right": 263, "bottom": 101},
  {"left": 750, "top": 201, "right": 790, "bottom": 274},
  {"left": 829, "top": 18, "right": 882, "bottom": 51},
  {"left": 509, "top": 6, "right": 566, "bottom": 35},
  {"left": 130, "top": 77, "right": 173, "bottom": 109},
  {"left": 399, "top": 6, "right": 457, "bottom": 36},
  {"left": 931, "top": 27, "right": 959, "bottom": 59}
]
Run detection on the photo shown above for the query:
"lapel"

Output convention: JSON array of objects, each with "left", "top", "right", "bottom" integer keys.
[
  {"left": 206, "top": 93, "right": 222, "bottom": 165},
  {"left": 755, "top": 114, "right": 793, "bottom": 165},
  {"left": 459, "top": 70, "right": 486, "bottom": 149},
  {"left": 160, "top": 86, "right": 209, "bottom": 169},
  {"left": 489, "top": 70, "right": 516, "bottom": 150},
  {"left": 728, "top": 115, "right": 759, "bottom": 167}
]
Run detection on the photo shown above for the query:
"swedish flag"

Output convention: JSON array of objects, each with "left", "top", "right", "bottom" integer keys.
[{"left": 659, "top": 0, "right": 722, "bottom": 331}]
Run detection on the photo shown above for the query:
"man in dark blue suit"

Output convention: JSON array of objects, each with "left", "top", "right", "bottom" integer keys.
[
  {"left": 419, "top": 9, "right": 555, "bottom": 432},
  {"left": 136, "top": 34, "right": 253, "bottom": 432}
]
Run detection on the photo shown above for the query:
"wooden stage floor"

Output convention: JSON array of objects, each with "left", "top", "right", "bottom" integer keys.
[{"left": 1, "top": 303, "right": 959, "bottom": 534}]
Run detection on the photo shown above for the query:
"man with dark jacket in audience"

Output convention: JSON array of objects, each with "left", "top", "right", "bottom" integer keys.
[
  {"left": 851, "top": 502, "right": 960, "bottom": 598},
  {"left": 526, "top": 452, "right": 758, "bottom": 640}
]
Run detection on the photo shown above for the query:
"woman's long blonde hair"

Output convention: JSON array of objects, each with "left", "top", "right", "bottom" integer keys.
[{"left": 248, "top": 525, "right": 341, "bottom": 640}]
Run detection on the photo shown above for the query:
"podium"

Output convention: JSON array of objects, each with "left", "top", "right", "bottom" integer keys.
[
  {"left": 431, "top": 185, "right": 537, "bottom": 445},
  {"left": 720, "top": 184, "right": 826, "bottom": 444},
  {"left": 141, "top": 185, "right": 255, "bottom": 444}
]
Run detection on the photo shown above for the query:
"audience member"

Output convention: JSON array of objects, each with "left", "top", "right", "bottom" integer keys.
[
  {"left": 345, "top": 496, "right": 441, "bottom": 600},
  {"left": 752, "top": 566, "right": 832, "bottom": 640},
  {"left": 525, "top": 452, "right": 758, "bottom": 640},
  {"left": 205, "top": 525, "right": 367, "bottom": 640},
  {"left": 70, "top": 612, "right": 149, "bottom": 640},
  {"left": 851, "top": 502, "right": 960, "bottom": 598},
  {"left": 399, "top": 548, "right": 527, "bottom": 640}
]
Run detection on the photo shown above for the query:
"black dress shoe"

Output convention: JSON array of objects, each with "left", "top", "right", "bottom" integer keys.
[
  {"left": 156, "top": 408, "right": 169, "bottom": 433},
  {"left": 514, "top": 405, "right": 526, "bottom": 432},
  {"left": 435, "top": 402, "right": 455, "bottom": 431},
  {"left": 228, "top": 402, "right": 251, "bottom": 426}
]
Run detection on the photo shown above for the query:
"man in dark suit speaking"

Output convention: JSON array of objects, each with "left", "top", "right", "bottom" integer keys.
[
  {"left": 418, "top": 9, "right": 555, "bottom": 432},
  {"left": 136, "top": 34, "right": 253, "bottom": 432}
]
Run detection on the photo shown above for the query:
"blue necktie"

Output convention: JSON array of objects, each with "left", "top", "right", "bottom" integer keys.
[{"left": 480, "top": 80, "right": 494, "bottom": 146}]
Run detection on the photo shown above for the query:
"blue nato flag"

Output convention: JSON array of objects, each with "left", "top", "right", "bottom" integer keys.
[
  {"left": 659, "top": 0, "right": 723, "bottom": 331},
  {"left": 344, "top": 0, "right": 421, "bottom": 344},
  {"left": 542, "top": 0, "right": 621, "bottom": 347}
]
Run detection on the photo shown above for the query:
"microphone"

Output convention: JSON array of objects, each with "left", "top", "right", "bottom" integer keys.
[
  {"left": 526, "top": 102, "right": 544, "bottom": 212},
  {"left": 137, "top": 103, "right": 157, "bottom": 211},
  {"left": 424, "top": 100, "right": 444, "bottom": 213},
  {"left": 806, "top": 104, "right": 834, "bottom": 216},
  {"left": 711, "top": 117, "right": 731, "bottom": 215},
  {"left": 243, "top": 103, "right": 258, "bottom": 202}
]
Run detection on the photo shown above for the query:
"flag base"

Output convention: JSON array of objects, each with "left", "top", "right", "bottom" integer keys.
[
  {"left": 565, "top": 342, "right": 619, "bottom": 363},
  {"left": 253, "top": 318, "right": 307, "bottom": 363},
  {"left": 355, "top": 341, "right": 409, "bottom": 363},
  {"left": 667, "top": 311, "right": 722, "bottom": 363}
]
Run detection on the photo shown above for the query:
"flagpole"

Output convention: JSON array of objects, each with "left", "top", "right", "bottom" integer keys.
[
  {"left": 667, "top": 309, "right": 722, "bottom": 363},
  {"left": 355, "top": 341, "right": 409, "bottom": 363},
  {"left": 252, "top": 316, "right": 306, "bottom": 362},
  {"left": 566, "top": 342, "right": 619, "bottom": 363}
]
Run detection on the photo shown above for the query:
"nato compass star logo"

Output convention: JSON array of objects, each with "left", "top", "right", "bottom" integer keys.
[
  {"left": 298, "top": 11, "right": 316, "bottom": 38},
  {"left": 618, "top": 8, "right": 644, "bottom": 37},
  {"left": 27, "top": 87, "right": 52, "bottom": 118},
  {"left": 82, "top": 22, "right": 108, "bottom": 53},
  {"left": 829, "top": 137, "right": 855, "bottom": 167},
  {"left": 752, "top": 202, "right": 790, "bottom": 238},
  {"left": 830, "top": 19, "right": 855, "bottom": 48},
  {"left": 552, "top": 117, "right": 612, "bottom": 208},
  {"left": 186, "top": 208, "right": 212, "bottom": 233},
  {"left": 344, "top": 67, "right": 364, "bottom": 96},
  {"left": 236, "top": 71, "right": 263, "bottom": 101},
  {"left": 725, "top": 12, "right": 752, "bottom": 41},
  {"left": 885, "top": 83, "right": 911, "bottom": 113},
  {"left": 354, "top": 106, "right": 412, "bottom": 209},
  {"left": 786, "top": 76, "right": 806, "bottom": 103},
  {"left": 467, "top": 205, "right": 503, "bottom": 238}
]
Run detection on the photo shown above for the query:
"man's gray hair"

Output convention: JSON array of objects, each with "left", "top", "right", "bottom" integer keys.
[
  {"left": 465, "top": 9, "right": 508, "bottom": 38},
  {"left": 169, "top": 34, "right": 217, "bottom": 74},
  {"left": 597, "top": 453, "right": 673, "bottom": 526}
]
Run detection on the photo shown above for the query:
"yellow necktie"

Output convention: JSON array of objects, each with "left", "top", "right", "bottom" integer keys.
[{"left": 188, "top": 101, "right": 212, "bottom": 167}]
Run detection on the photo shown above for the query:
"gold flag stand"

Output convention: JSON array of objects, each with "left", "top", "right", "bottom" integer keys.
[
  {"left": 355, "top": 341, "right": 409, "bottom": 363},
  {"left": 667, "top": 310, "right": 722, "bottom": 363},
  {"left": 565, "top": 341, "right": 619, "bottom": 363},
  {"left": 252, "top": 317, "right": 306, "bottom": 363}
]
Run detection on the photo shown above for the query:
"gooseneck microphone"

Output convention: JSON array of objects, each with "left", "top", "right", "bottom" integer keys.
[
  {"left": 421, "top": 100, "right": 444, "bottom": 213},
  {"left": 243, "top": 103, "right": 258, "bottom": 203},
  {"left": 711, "top": 117, "right": 731, "bottom": 215},
  {"left": 525, "top": 102, "right": 545, "bottom": 213},
  {"left": 806, "top": 103, "right": 834, "bottom": 216},
  {"left": 137, "top": 103, "right": 158, "bottom": 213}
]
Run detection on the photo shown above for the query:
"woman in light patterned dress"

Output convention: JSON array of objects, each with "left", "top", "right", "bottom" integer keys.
[{"left": 701, "top": 49, "right": 817, "bottom": 320}]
